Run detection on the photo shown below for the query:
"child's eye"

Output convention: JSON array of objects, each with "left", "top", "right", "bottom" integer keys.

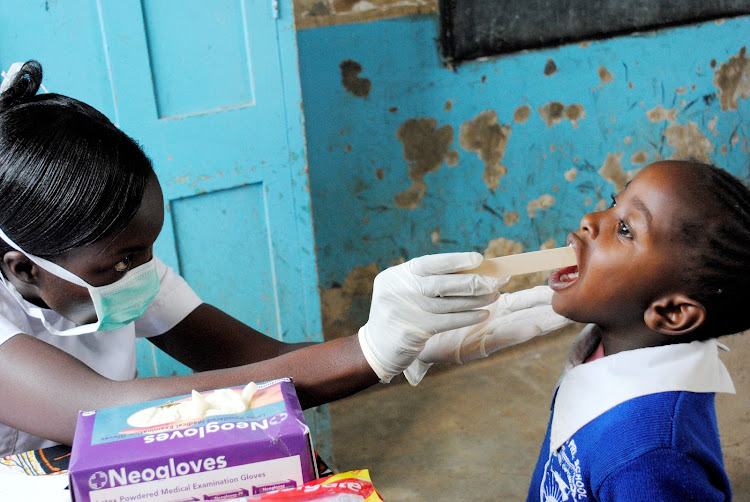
[
  {"left": 618, "top": 220, "right": 633, "bottom": 239},
  {"left": 114, "top": 256, "right": 132, "bottom": 273},
  {"left": 609, "top": 193, "right": 618, "bottom": 208}
]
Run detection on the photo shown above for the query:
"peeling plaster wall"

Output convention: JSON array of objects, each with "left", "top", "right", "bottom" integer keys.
[
  {"left": 300, "top": 17, "right": 750, "bottom": 329},
  {"left": 298, "top": 16, "right": 749, "bottom": 491},
  {"left": 299, "top": 15, "right": 749, "bottom": 298}
]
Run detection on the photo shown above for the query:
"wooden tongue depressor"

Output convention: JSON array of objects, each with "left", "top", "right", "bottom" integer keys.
[{"left": 459, "top": 246, "right": 577, "bottom": 277}]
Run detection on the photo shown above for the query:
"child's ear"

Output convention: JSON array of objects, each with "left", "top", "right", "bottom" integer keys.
[
  {"left": 644, "top": 293, "right": 706, "bottom": 335},
  {"left": 2, "top": 251, "right": 38, "bottom": 284}
]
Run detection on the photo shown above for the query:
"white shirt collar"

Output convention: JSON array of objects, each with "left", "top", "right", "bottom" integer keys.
[{"left": 550, "top": 324, "right": 736, "bottom": 451}]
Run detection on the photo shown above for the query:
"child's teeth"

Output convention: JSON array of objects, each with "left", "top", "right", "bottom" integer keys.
[{"left": 561, "top": 272, "right": 579, "bottom": 282}]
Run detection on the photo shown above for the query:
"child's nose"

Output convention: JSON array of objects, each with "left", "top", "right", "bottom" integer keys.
[{"left": 579, "top": 212, "right": 599, "bottom": 238}]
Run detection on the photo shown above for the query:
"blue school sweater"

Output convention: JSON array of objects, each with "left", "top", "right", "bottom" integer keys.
[{"left": 526, "top": 325, "right": 735, "bottom": 501}]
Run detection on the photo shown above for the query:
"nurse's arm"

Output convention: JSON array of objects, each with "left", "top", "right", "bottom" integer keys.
[
  {"left": 149, "top": 303, "right": 379, "bottom": 408},
  {"left": 148, "top": 303, "right": 320, "bottom": 370},
  {"left": 0, "top": 328, "right": 376, "bottom": 447}
]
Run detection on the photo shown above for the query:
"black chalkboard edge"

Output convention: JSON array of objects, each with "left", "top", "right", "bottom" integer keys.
[{"left": 440, "top": 10, "right": 750, "bottom": 68}]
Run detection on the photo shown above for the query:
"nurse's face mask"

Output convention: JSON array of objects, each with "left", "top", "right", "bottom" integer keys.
[{"left": 0, "top": 227, "right": 159, "bottom": 336}]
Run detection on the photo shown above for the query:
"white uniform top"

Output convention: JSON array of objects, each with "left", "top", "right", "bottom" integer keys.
[{"left": 0, "top": 256, "right": 203, "bottom": 455}]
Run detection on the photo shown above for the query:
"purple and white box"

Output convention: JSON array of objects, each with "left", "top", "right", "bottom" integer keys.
[{"left": 69, "top": 378, "right": 316, "bottom": 502}]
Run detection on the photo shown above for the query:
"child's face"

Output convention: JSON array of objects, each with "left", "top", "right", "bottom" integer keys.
[
  {"left": 549, "top": 161, "right": 697, "bottom": 332},
  {"left": 34, "top": 174, "right": 165, "bottom": 325}
]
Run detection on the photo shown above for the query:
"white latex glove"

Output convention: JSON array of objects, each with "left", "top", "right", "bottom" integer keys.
[
  {"left": 403, "top": 285, "right": 572, "bottom": 385},
  {"left": 359, "top": 252, "right": 509, "bottom": 383}
]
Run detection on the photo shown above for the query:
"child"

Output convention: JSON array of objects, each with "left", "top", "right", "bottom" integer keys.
[
  {"left": 0, "top": 60, "right": 529, "bottom": 455},
  {"left": 526, "top": 160, "right": 749, "bottom": 501}
]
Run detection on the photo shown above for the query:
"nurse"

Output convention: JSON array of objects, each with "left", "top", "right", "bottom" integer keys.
[{"left": 0, "top": 61, "right": 566, "bottom": 455}]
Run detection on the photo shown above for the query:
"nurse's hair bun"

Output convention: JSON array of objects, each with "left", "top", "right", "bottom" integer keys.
[{"left": 0, "top": 60, "right": 43, "bottom": 112}]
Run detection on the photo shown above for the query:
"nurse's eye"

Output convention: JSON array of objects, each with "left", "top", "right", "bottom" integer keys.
[
  {"left": 618, "top": 220, "right": 633, "bottom": 239},
  {"left": 114, "top": 256, "right": 132, "bottom": 273},
  {"left": 609, "top": 193, "right": 618, "bottom": 208}
]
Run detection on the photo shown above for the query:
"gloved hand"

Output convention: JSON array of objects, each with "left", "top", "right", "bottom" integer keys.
[
  {"left": 403, "top": 285, "right": 572, "bottom": 385},
  {"left": 358, "top": 252, "right": 509, "bottom": 383}
]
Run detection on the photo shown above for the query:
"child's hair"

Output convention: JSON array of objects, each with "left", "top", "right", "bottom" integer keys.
[
  {"left": 673, "top": 161, "right": 750, "bottom": 337},
  {"left": 0, "top": 60, "right": 154, "bottom": 258}
]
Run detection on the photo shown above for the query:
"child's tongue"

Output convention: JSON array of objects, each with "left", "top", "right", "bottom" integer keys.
[{"left": 548, "top": 265, "right": 579, "bottom": 290}]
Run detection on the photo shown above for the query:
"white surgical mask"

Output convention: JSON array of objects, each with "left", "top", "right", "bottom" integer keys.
[{"left": 0, "top": 227, "right": 159, "bottom": 336}]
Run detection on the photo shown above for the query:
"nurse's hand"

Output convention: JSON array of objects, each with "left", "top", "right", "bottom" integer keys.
[
  {"left": 403, "top": 286, "right": 572, "bottom": 385},
  {"left": 358, "top": 252, "right": 508, "bottom": 383}
]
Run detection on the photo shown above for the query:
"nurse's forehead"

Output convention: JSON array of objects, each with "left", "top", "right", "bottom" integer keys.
[
  {"left": 83, "top": 230, "right": 147, "bottom": 258},
  {"left": 93, "top": 193, "right": 164, "bottom": 254}
]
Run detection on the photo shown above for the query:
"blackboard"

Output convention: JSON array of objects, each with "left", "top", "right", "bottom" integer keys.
[{"left": 440, "top": 0, "right": 750, "bottom": 66}]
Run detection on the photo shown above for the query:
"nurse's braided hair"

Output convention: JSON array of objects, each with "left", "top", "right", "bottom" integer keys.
[
  {"left": 0, "top": 61, "right": 153, "bottom": 257},
  {"left": 675, "top": 161, "right": 750, "bottom": 337}
]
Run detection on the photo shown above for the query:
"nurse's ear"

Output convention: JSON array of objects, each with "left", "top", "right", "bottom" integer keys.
[
  {"left": 644, "top": 293, "right": 706, "bottom": 336},
  {"left": 2, "top": 250, "right": 39, "bottom": 284}
]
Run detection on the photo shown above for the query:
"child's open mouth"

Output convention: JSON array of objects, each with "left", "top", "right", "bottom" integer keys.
[{"left": 548, "top": 265, "right": 579, "bottom": 290}]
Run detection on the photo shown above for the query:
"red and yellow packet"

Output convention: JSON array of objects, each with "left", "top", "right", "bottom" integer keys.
[{"left": 250, "top": 469, "right": 384, "bottom": 501}]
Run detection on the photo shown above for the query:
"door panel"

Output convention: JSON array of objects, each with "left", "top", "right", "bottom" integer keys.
[
  {"left": 172, "top": 183, "right": 277, "bottom": 335},
  {"left": 141, "top": 1, "right": 256, "bottom": 119}
]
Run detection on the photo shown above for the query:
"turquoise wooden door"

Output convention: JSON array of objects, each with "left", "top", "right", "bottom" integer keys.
[{"left": 0, "top": 0, "right": 330, "bottom": 456}]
